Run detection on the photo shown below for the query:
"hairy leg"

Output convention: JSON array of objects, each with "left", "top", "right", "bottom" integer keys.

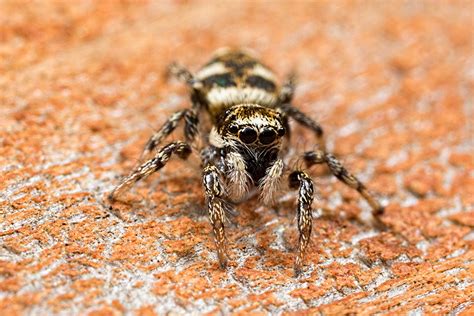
[
  {"left": 138, "top": 110, "right": 188, "bottom": 163},
  {"left": 304, "top": 150, "right": 384, "bottom": 217},
  {"left": 167, "top": 62, "right": 205, "bottom": 91},
  {"left": 139, "top": 62, "right": 202, "bottom": 163},
  {"left": 167, "top": 62, "right": 195, "bottom": 86},
  {"left": 278, "top": 73, "right": 325, "bottom": 150},
  {"left": 280, "top": 104, "right": 326, "bottom": 151},
  {"left": 202, "top": 164, "right": 228, "bottom": 268},
  {"left": 288, "top": 170, "right": 314, "bottom": 276},
  {"left": 109, "top": 141, "right": 192, "bottom": 201},
  {"left": 167, "top": 62, "right": 202, "bottom": 142},
  {"left": 279, "top": 72, "right": 296, "bottom": 104},
  {"left": 138, "top": 102, "right": 200, "bottom": 162},
  {"left": 184, "top": 105, "right": 200, "bottom": 143}
]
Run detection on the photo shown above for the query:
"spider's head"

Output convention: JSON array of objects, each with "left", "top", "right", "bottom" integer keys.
[{"left": 214, "top": 104, "right": 287, "bottom": 148}]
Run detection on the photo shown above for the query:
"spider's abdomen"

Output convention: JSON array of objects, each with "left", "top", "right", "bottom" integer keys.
[{"left": 196, "top": 49, "right": 280, "bottom": 120}]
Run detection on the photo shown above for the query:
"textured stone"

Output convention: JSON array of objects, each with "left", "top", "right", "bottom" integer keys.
[{"left": 0, "top": 0, "right": 473, "bottom": 315}]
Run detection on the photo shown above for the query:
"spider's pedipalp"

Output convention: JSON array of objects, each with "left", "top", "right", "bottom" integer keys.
[
  {"left": 259, "top": 158, "right": 285, "bottom": 205},
  {"left": 226, "top": 151, "right": 251, "bottom": 201}
]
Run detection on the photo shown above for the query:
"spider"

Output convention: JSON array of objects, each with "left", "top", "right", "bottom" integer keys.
[{"left": 109, "top": 48, "right": 384, "bottom": 276}]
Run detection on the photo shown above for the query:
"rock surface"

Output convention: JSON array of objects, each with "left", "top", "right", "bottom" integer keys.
[{"left": 0, "top": 1, "right": 473, "bottom": 315}]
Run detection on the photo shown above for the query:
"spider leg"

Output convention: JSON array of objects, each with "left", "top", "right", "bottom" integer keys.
[
  {"left": 279, "top": 72, "right": 297, "bottom": 104},
  {"left": 138, "top": 110, "right": 188, "bottom": 163},
  {"left": 138, "top": 96, "right": 202, "bottom": 164},
  {"left": 140, "top": 61, "right": 203, "bottom": 163},
  {"left": 167, "top": 62, "right": 202, "bottom": 143},
  {"left": 167, "top": 62, "right": 203, "bottom": 90},
  {"left": 109, "top": 141, "right": 192, "bottom": 201},
  {"left": 280, "top": 103, "right": 326, "bottom": 151},
  {"left": 202, "top": 164, "right": 229, "bottom": 269},
  {"left": 288, "top": 170, "right": 314, "bottom": 276},
  {"left": 278, "top": 74, "right": 325, "bottom": 150},
  {"left": 303, "top": 150, "right": 384, "bottom": 217},
  {"left": 184, "top": 100, "right": 200, "bottom": 144}
]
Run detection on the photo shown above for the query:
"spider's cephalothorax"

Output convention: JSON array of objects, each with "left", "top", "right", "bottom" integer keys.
[{"left": 109, "top": 48, "right": 384, "bottom": 276}]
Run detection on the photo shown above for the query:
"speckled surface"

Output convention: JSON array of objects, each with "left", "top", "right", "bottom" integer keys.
[{"left": 0, "top": 1, "right": 473, "bottom": 315}]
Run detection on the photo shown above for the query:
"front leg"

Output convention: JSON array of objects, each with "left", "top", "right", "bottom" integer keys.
[
  {"left": 304, "top": 150, "right": 384, "bottom": 217},
  {"left": 202, "top": 164, "right": 228, "bottom": 269},
  {"left": 288, "top": 170, "right": 314, "bottom": 276},
  {"left": 109, "top": 141, "right": 192, "bottom": 201}
]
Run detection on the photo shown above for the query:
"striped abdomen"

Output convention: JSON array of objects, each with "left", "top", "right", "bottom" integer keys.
[{"left": 195, "top": 49, "right": 280, "bottom": 119}]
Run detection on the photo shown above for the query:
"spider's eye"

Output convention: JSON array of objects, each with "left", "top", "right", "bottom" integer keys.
[
  {"left": 228, "top": 124, "right": 239, "bottom": 134},
  {"left": 277, "top": 127, "right": 286, "bottom": 137},
  {"left": 239, "top": 127, "right": 257, "bottom": 144},
  {"left": 259, "top": 128, "right": 277, "bottom": 145}
]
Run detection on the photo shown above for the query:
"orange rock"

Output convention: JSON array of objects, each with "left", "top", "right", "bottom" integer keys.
[{"left": 0, "top": 1, "right": 471, "bottom": 314}]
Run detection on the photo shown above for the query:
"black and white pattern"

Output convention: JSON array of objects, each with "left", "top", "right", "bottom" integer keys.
[{"left": 109, "top": 49, "right": 384, "bottom": 276}]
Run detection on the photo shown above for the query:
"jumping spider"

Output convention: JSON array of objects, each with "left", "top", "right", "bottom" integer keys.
[{"left": 109, "top": 48, "right": 384, "bottom": 276}]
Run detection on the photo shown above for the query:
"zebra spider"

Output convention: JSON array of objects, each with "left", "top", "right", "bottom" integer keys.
[{"left": 109, "top": 48, "right": 384, "bottom": 276}]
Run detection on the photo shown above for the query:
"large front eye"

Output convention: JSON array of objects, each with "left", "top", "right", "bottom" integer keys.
[
  {"left": 239, "top": 127, "right": 257, "bottom": 144},
  {"left": 259, "top": 128, "right": 276, "bottom": 145}
]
